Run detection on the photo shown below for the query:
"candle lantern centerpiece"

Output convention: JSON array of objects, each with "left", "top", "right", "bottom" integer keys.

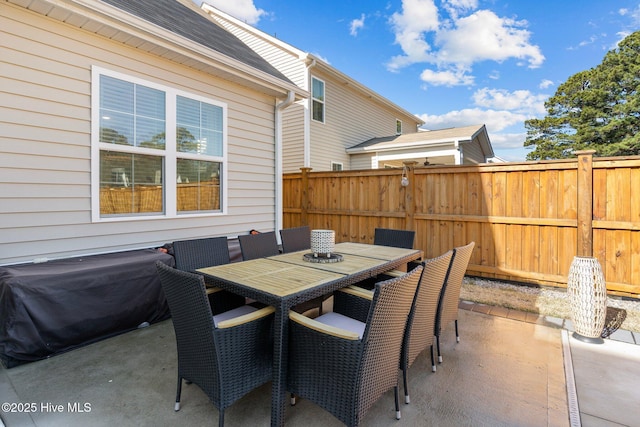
[{"left": 311, "top": 229, "right": 335, "bottom": 258}]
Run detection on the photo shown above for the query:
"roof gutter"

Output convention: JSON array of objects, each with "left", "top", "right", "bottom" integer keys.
[{"left": 275, "top": 91, "right": 296, "bottom": 238}]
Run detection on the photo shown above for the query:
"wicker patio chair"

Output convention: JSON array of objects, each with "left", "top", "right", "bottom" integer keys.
[
  {"left": 238, "top": 231, "right": 280, "bottom": 260},
  {"left": 287, "top": 266, "right": 423, "bottom": 426},
  {"left": 172, "top": 237, "right": 246, "bottom": 314},
  {"left": 400, "top": 250, "right": 453, "bottom": 403},
  {"left": 373, "top": 227, "right": 416, "bottom": 249},
  {"left": 351, "top": 228, "right": 418, "bottom": 290},
  {"left": 279, "top": 226, "right": 311, "bottom": 253},
  {"left": 155, "top": 261, "right": 274, "bottom": 427},
  {"left": 434, "top": 241, "right": 475, "bottom": 364},
  {"left": 279, "top": 226, "right": 328, "bottom": 315}
]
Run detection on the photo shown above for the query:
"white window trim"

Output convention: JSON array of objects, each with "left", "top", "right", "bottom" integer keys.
[
  {"left": 311, "top": 76, "right": 325, "bottom": 124},
  {"left": 331, "top": 161, "right": 343, "bottom": 171},
  {"left": 396, "top": 119, "right": 403, "bottom": 135},
  {"left": 91, "top": 66, "right": 228, "bottom": 222}
]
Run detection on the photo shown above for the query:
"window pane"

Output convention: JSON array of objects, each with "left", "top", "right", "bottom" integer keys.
[
  {"left": 100, "top": 111, "right": 133, "bottom": 145},
  {"left": 312, "top": 100, "right": 324, "bottom": 122},
  {"left": 99, "top": 75, "right": 165, "bottom": 149},
  {"left": 176, "top": 96, "right": 223, "bottom": 156},
  {"left": 176, "top": 96, "right": 200, "bottom": 127},
  {"left": 176, "top": 159, "right": 221, "bottom": 212},
  {"left": 201, "top": 128, "right": 223, "bottom": 156},
  {"left": 99, "top": 150, "right": 164, "bottom": 216},
  {"left": 312, "top": 78, "right": 324, "bottom": 101},
  {"left": 137, "top": 116, "right": 166, "bottom": 149},
  {"left": 101, "top": 75, "right": 133, "bottom": 113}
]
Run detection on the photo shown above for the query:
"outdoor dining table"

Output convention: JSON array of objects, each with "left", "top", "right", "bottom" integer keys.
[{"left": 197, "top": 242, "right": 422, "bottom": 427}]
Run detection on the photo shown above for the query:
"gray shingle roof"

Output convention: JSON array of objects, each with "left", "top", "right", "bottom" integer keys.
[
  {"left": 348, "top": 124, "right": 488, "bottom": 150},
  {"left": 100, "top": 0, "right": 291, "bottom": 83}
]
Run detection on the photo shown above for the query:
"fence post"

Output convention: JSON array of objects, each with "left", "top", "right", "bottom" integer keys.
[
  {"left": 403, "top": 161, "right": 418, "bottom": 231},
  {"left": 575, "top": 150, "right": 595, "bottom": 257},
  {"left": 300, "top": 167, "right": 312, "bottom": 226}
]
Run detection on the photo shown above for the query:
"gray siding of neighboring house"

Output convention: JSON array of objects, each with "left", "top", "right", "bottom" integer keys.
[
  {"left": 202, "top": 8, "right": 308, "bottom": 173},
  {"left": 204, "top": 9, "right": 307, "bottom": 87},
  {"left": 350, "top": 154, "right": 377, "bottom": 170},
  {"left": 0, "top": 5, "right": 278, "bottom": 265},
  {"left": 462, "top": 140, "right": 486, "bottom": 164},
  {"left": 309, "top": 68, "right": 421, "bottom": 172}
]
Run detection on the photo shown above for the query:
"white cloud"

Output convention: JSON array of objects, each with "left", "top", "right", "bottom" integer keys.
[
  {"left": 420, "top": 68, "right": 474, "bottom": 86},
  {"left": 350, "top": 14, "right": 366, "bottom": 36},
  {"left": 472, "top": 87, "right": 547, "bottom": 115},
  {"left": 200, "top": 0, "right": 266, "bottom": 25},
  {"left": 435, "top": 10, "right": 544, "bottom": 68},
  {"left": 539, "top": 79, "right": 554, "bottom": 89},
  {"left": 387, "top": 0, "right": 439, "bottom": 71},
  {"left": 418, "top": 108, "right": 528, "bottom": 132},
  {"left": 442, "top": 0, "right": 478, "bottom": 20},
  {"left": 487, "top": 132, "right": 527, "bottom": 150},
  {"left": 386, "top": 1, "right": 544, "bottom": 84}
]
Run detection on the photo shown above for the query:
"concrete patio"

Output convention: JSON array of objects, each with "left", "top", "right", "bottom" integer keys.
[{"left": 1, "top": 306, "right": 639, "bottom": 427}]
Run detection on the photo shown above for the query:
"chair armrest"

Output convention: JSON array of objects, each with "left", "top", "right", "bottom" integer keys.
[
  {"left": 340, "top": 286, "right": 374, "bottom": 300},
  {"left": 217, "top": 306, "right": 275, "bottom": 329},
  {"left": 289, "top": 311, "right": 360, "bottom": 341}
]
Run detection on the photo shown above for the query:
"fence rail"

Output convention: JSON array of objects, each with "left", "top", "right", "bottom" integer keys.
[{"left": 283, "top": 152, "right": 640, "bottom": 298}]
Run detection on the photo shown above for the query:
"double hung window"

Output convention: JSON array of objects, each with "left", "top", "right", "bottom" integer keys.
[
  {"left": 311, "top": 76, "right": 325, "bottom": 123},
  {"left": 92, "top": 67, "right": 226, "bottom": 220}
]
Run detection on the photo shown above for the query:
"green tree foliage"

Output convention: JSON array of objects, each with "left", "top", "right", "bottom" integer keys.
[{"left": 525, "top": 31, "right": 640, "bottom": 160}]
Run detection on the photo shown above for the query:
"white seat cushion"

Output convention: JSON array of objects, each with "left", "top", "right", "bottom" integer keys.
[
  {"left": 315, "top": 312, "right": 366, "bottom": 339},
  {"left": 213, "top": 305, "right": 257, "bottom": 327}
]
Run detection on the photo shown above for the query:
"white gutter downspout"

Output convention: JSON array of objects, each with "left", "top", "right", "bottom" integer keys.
[
  {"left": 275, "top": 90, "right": 295, "bottom": 237},
  {"left": 454, "top": 139, "right": 462, "bottom": 164},
  {"left": 303, "top": 59, "right": 317, "bottom": 167}
]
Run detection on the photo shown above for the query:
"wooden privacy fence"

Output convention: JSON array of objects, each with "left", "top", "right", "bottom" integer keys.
[{"left": 283, "top": 152, "right": 640, "bottom": 298}]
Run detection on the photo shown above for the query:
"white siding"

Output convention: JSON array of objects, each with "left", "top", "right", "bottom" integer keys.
[
  {"left": 462, "top": 140, "right": 485, "bottom": 164},
  {"left": 309, "top": 69, "right": 422, "bottom": 171},
  {"left": 282, "top": 101, "right": 306, "bottom": 173},
  {"left": 206, "top": 13, "right": 307, "bottom": 87},
  {"left": 0, "top": 5, "right": 278, "bottom": 265}
]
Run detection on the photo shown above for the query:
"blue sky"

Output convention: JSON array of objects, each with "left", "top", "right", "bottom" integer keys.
[{"left": 197, "top": 0, "right": 640, "bottom": 162}]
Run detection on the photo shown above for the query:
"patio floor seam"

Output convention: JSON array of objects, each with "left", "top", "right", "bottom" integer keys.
[{"left": 458, "top": 300, "right": 639, "bottom": 345}]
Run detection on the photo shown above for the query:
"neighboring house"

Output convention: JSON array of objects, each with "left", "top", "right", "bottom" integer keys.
[
  {"left": 201, "top": 4, "right": 425, "bottom": 173},
  {"left": 347, "top": 124, "right": 495, "bottom": 168},
  {"left": 0, "top": 0, "right": 306, "bottom": 265}
]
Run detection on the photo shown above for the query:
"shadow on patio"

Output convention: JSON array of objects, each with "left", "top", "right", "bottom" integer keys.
[{"left": 2, "top": 308, "right": 639, "bottom": 426}]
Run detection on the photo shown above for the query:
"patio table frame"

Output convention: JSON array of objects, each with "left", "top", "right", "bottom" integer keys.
[{"left": 198, "top": 242, "right": 422, "bottom": 427}]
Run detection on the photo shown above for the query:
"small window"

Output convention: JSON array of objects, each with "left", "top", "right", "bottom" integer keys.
[
  {"left": 312, "top": 77, "right": 325, "bottom": 123},
  {"left": 396, "top": 119, "right": 402, "bottom": 135},
  {"left": 331, "top": 162, "right": 343, "bottom": 171}
]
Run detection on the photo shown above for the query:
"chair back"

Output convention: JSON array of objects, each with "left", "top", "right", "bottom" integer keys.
[
  {"left": 173, "top": 237, "right": 230, "bottom": 272},
  {"left": 374, "top": 228, "right": 415, "bottom": 249},
  {"left": 358, "top": 266, "right": 422, "bottom": 415},
  {"left": 155, "top": 262, "right": 220, "bottom": 399},
  {"left": 280, "top": 226, "right": 311, "bottom": 253},
  {"left": 403, "top": 250, "right": 453, "bottom": 369},
  {"left": 436, "top": 242, "right": 475, "bottom": 333},
  {"left": 238, "top": 231, "right": 279, "bottom": 260}
]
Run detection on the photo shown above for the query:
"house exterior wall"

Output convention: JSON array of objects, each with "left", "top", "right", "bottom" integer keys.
[
  {"left": 461, "top": 140, "right": 486, "bottom": 164},
  {"left": 0, "top": 5, "right": 279, "bottom": 265},
  {"left": 309, "top": 68, "right": 421, "bottom": 172}
]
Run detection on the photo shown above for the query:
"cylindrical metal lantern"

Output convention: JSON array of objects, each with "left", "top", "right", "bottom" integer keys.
[
  {"left": 567, "top": 256, "right": 607, "bottom": 344},
  {"left": 310, "top": 229, "right": 335, "bottom": 258}
]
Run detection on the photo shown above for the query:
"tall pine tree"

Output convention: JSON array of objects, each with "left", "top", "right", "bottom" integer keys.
[{"left": 525, "top": 31, "right": 640, "bottom": 160}]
